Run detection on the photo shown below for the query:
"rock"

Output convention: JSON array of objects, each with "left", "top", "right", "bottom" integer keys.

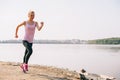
[{"left": 79, "top": 69, "right": 116, "bottom": 80}]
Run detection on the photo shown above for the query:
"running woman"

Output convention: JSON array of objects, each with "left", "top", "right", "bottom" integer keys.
[{"left": 15, "top": 10, "right": 44, "bottom": 73}]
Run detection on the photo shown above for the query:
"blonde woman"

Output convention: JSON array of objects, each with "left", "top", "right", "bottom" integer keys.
[{"left": 15, "top": 11, "right": 44, "bottom": 73}]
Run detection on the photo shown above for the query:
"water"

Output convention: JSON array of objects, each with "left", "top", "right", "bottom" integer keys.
[{"left": 0, "top": 44, "right": 119, "bottom": 80}]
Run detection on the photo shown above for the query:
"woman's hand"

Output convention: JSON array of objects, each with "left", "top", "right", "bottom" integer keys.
[
  {"left": 15, "top": 34, "right": 18, "bottom": 38},
  {"left": 40, "top": 22, "right": 44, "bottom": 26}
]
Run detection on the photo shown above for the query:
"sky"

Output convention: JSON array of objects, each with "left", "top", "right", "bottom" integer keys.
[{"left": 0, "top": 0, "right": 120, "bottom": 40}]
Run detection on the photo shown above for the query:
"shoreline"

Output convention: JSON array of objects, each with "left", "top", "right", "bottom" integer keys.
[
  {"left": 0, "top": 61, "right": 79, "bottom": 80},
  {"left": 0, "top": 61, "right": 116, "bottom": 80}
]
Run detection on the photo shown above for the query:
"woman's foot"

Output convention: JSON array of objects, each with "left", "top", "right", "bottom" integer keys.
[
  {"left": 20, "top": 63, "right": 27, "bottom": 73},
  {"left": 25, "top": 64, "right": 28, "bottom": 71}
]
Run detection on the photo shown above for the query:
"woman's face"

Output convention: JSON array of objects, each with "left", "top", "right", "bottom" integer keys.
[{"left": 28, "top": 11, "right": 35, "bottom": 20}]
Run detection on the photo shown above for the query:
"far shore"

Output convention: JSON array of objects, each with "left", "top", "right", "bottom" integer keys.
[{"left": 1, "top": 37, "right": 120, "bottom": 44}]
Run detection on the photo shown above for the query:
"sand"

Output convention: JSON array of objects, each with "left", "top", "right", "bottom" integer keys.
[{"left": 0, "top": 61, "right": 80, "bottom": 80}]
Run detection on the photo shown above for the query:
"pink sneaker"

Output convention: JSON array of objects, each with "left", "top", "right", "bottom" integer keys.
[
  {"left": 20, "top": 64, "right": 27, "bottom": 73},
  {"left": 25, "top": 64, "right": 28, "bottom": 71}
]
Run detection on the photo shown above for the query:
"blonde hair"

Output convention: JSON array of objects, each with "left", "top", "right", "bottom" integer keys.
[{"left": 28, "top": 10, "right": 35, "bottom": 16}]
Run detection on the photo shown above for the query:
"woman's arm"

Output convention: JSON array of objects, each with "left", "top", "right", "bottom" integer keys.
[
  {"left": 36, "top": 22, "right": 44, "bottom": 31},
  {"left": 15, "top": 21, "right": 25, "bottom": 38}
]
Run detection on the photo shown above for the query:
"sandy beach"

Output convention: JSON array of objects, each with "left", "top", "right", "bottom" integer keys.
[{"left": 0, "top": 61, "right": 80, "bottom": 80}]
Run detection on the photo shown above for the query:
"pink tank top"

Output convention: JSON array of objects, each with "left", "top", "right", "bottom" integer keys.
[{"left": 24, "top": 21, "right": 36, "bottom": 43}]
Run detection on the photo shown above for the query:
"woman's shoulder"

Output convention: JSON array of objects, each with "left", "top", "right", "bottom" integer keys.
[
  {"left": 34, "top": 21, "right": 37, "bottom": 24},
  {"left": 22, "top": 21, "right": 27, "bottom": 24}
]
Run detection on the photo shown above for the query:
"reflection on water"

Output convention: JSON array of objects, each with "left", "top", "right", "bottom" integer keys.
[
  {"left": 0, "top": 44, "right": 119, "bottom": 80},
  {"left": 94, "top": 45, "right": 120, "bottom": 52}
]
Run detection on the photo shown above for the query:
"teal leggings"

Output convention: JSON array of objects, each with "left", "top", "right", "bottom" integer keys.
[{"left": 23, "top": 40, "right": 33, "bottom": 64}]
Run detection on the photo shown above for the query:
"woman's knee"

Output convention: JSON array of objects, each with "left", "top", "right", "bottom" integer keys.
[{"left": 29, "top": 48, "right": 33, "bottom": 54}]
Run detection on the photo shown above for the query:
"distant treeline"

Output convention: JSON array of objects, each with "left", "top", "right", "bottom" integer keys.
[
  {"left": 0, "top": 39, "right": 83, "bottom": 44},
  {"left": 1, "top": 37, "right": 120, "bottom": 44},
  {"left": 88, "top": 37, "right": 120, "bottom": 44}
]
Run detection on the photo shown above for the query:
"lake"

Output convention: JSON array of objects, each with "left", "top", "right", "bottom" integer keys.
[{"left": 0, "top": 44, "right": 119, "bottom": 80}]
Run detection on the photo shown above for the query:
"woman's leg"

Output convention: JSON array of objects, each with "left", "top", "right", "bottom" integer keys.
[
  {"left": 23, "top": 49, "right": 28, "bottom": 63},
  {"left": 23, "top": 40, "right": 33, "bottom": 64}
]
